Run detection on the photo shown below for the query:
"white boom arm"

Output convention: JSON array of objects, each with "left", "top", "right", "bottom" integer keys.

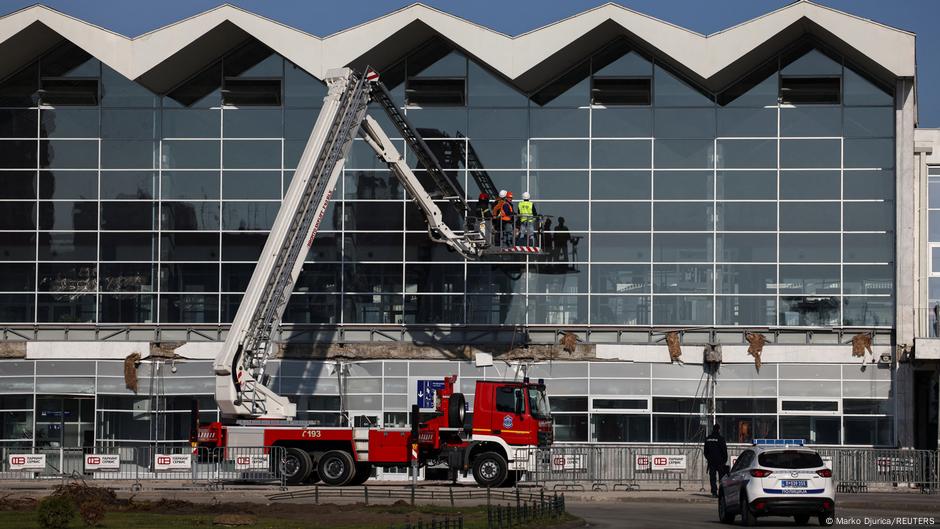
[{"left": 214, "top": 68, "right": 485, "bottom": 420}]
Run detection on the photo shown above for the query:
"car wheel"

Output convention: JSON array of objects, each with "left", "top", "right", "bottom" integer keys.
[
  {"left": 283, "top": 448, "right": 313, "bottom": 485},
  {"left": 794, "top": 514, "right": 810, "bottom": 525},
  {"left": 472, "top": 451, "right": 508, "bottom": 488},
  {"left": 317, "top": 450, "right": 356, "bottom": 486},
  {"left": 818, "top": 512, "right": 834, "bottom": 527},
  {"left": 718, "top": 491, "right": 735, "bottom": 524},
  {"left": 740, "top": 492, "right": 756, "bottom": 527}
]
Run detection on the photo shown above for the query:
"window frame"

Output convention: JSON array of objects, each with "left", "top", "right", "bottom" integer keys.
[
  {"left": 590, "top": 397, "right": 650, "bottom": 413},
  {"left": 590, "top": 76, "right": 652, "bottom": 107},
  {"left": 778, "top": 75, "right": 842, "bottom": 105},
  {"left": 221, "top": 77, "right": 282, "bottom": 107},
  {"left": 405, "top": 77, "right": 467, "bottom": 107},
  {"left": 779, "top": 398, "right": 841, "bottom": 415}
]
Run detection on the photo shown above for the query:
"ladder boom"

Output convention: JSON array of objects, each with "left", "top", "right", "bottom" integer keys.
[
  {"left": 370, "top": 82, "right": 466, "bottom": 211},
  {"left": 214, "top": 68, "right": 490, "bottom": 420},
  {"left": 214, "top": 68, "right": 369, "bottom": 419}
]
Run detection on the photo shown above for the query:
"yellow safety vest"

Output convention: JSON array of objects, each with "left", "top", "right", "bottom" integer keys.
[{"left": 518, "top": 200, "right": 534, "bottom": 223}]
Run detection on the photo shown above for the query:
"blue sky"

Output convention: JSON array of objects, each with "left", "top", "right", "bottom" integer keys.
[{"left": 1, "top": 0, "right": 937, "bottom": 125}]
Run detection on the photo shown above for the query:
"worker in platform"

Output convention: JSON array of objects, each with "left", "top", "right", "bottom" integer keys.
[
  {"left": 503, "top": 191, "right": 516, "bottom": 246},
  {"left": 475, "top": 192, "right": 491, "bottom": 242},
  {"left": 517, "top": 192, "right": 538, "bottom": 246},
  {"left": 491, "top": 190, "right": 508, "bottom": 247},
  {"left": 477, "top": 192, "right": 490, "bottom": 220}
]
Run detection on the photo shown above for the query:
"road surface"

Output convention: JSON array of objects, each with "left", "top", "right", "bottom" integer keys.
[{"left": 568, "top": 497, "right": 939, "bottom": 529}]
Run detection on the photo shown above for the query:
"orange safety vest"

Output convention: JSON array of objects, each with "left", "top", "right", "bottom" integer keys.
[{"left": 492, "top": 198, "right": 510, "bottom": 221}]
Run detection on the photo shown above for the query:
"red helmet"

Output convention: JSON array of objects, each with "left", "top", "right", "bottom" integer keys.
[
  {"left": 506, "top": 191, "right": 513, "bottom": 199},
  {"left": 479, "top": 193, "right": 489, "bottom": 200}
]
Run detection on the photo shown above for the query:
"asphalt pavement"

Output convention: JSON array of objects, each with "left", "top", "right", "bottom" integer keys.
[{"left": 568, "top": 496, "right": 940, "bottom": 529}]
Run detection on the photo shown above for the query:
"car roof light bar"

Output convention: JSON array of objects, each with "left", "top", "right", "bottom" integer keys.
[{"left": 752, "top": 439, "right": 805, "bottom": 446}]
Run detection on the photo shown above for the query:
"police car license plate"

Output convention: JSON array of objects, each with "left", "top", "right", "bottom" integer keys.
[{"left": 781, "top": 480, "right": 807, "bottom": 488}]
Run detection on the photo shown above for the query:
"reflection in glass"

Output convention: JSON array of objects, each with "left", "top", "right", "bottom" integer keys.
[{"left": 779, "top": 297, "right": 840, "bottom": 326}]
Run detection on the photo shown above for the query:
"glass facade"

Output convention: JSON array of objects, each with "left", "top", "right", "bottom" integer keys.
[
  {"left": 928, "top": 165, "right": 940, "bottom": 335},
  {"left": 0, "top": 39, "right": 895, "bottom": 328},
  {"left": 0, "top": 359, "right": 892, "bottom": 447}
]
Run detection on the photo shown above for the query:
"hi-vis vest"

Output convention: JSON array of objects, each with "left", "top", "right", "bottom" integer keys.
[
  {"left": 492, "top": 198, "right": 510, "bottom": 221},
  {"left": 518, "top": 200, "right": 534, "bottom": 223}
]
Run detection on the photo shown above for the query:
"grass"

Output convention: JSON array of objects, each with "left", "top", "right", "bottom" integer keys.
[{"left": 0, "top": 504, "right": 578, "bottom": 529}]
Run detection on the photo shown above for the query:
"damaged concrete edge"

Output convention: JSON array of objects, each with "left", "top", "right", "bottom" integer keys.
[
  {"left": 0, "top": 341, "right": 26, "bottom": 358},
  {"left": 277, "top": 342, "right": 598, "bottom": 361}
]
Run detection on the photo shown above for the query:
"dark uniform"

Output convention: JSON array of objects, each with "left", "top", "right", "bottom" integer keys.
[{"left": 704, "top": 425, "right": 728, "bottom": 497}]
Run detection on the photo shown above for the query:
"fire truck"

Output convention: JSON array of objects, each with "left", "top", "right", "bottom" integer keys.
[{"left": 193, "top": 68, "right": 553, "bottom": 486}]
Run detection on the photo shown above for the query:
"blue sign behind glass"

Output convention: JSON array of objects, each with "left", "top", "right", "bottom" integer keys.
[{"left": 417, "top": 380, "right": 446, "bottom": 409}]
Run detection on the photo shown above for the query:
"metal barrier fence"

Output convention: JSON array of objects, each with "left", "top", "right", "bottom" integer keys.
[
  {"left": 518, "top": 444, "right": 940, "bottom": 492},
  {"left": 816, "top": 448, "right": 939, "bottom": 493},
  {"left": 0, "top": 446, "right": 286, "bottom": 488},
  {"left": 518, "top": 444, "right": 708, "bottom": 491}
]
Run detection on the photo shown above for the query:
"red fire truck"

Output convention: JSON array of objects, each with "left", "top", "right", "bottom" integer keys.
[
  {"left": 193, "top": 68, "right": 552, "bottom": 486},
  {"left": 197, "top": 375, "right": 552, "bottom": 486}
]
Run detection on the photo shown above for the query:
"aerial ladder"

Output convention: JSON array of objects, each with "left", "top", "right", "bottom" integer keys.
[{"left": 213, "top": 68, "right": 534, "bottom": 420}]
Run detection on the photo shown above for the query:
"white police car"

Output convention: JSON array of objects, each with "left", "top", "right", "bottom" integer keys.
[{"left": 718, "top": 439, "right": 835, "bottom": 526}]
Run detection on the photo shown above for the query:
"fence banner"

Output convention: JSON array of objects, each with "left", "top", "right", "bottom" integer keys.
[
  {"left": 651, "top": 455, "right": 686, "bottom": 471},
  {"left": 8, "top": 454, "right": 45, "bottom": 471},
  {"left": 154, "top": 453, "right": 191, "bottom": 471},
  {"left": 233, "top": 454, "right": 269, "bottom": 471},
  {"left": 550, "top": 454, "right": 585, "bottom": 471},
  {"left": 84, "top": 454, "right": 120, "bottom": 472},
  {"left": 635, "top": 455, "right": 651, "bottom": 471}
]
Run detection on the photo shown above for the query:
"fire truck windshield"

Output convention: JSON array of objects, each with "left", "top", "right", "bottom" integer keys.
[{"left": 527, "top": 387, "right": 551, "bottom": 419}]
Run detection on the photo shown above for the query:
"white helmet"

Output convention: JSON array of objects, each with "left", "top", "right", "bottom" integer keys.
[
  {"left": 498, "top": 189, "right": 507, "bottom": 198},
  {"left": 522, "top": 191, "right": 531, "bottom": 200}
]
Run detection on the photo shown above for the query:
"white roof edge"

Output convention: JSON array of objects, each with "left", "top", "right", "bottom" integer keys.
[
  {"left": 0, "top": 1, "right": 916, "bottom": 83},
  {"left": 514, "top": 2, "right": 705, "bottom": 39},
  {"left": 325, "top": 3, "right": 512, "bottom": 39}
]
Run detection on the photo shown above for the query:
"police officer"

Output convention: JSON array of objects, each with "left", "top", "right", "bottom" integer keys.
[
  {"left": 517, "top": 192, "right": 538, "bottom": 245},
  {"left": 704, "top": 423, "right": 729, "bottom": 497}
]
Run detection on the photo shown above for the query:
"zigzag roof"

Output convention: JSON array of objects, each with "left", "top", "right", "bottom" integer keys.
[{"left": 0, "top": 1, "right": 915, "bottom": 94}]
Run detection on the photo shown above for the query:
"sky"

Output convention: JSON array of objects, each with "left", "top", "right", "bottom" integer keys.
[{"left": 0, "top": 0, "right": 937, "bottom": 125}]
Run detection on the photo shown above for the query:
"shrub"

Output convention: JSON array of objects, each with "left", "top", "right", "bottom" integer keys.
[
  {"left": 79, "top": 499, "right": 106, "bottom": 527},
  {"left": 37, "top": 495, "right": 76, "bottom": 529}
]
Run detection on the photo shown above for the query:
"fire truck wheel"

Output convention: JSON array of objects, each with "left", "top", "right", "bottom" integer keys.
[
  {"left": 472, "top": 451, "right": 508, "bottom": 488},
  {"left": 348, "top": 463, "right": 372, "bottom": 486},
  {"left": 448, "top": 393, "right": 466, "bottom": 428},
  {"left": 283, "top": 448, "right": 313, "bottom": 485},
  {"left": 318, "top": 450, "right": 356, "bottom": 486}
]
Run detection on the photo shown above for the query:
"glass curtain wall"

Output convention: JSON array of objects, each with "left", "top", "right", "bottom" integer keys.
[
  {"left": 0, "top": 39, "right": 895, "bottom": 327},
  {"left": 0, "top": 359, "right": 893, "bottom": 447},
  {"left": 927, "top": 166, "right": 940, "bottom": 335}
]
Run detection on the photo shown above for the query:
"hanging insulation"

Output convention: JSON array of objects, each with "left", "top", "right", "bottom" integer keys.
[
  {"left": 560, "top": 331, "right": 578, "bottom": 353},
  {"left": 666, "top": 331, "right": 682, "bottom": 363},
  {"left": 124, "top": 352, "right": 140, "bottom": 393},
  {"left": 851, "top": 332, "right": 873, "bottom": 358},
  {"left": 745, "top": 332, "right": 766, "bottom": 371}
]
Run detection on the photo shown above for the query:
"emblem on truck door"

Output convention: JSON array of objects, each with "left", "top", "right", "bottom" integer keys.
[{"left": 503, "top": 415, "right": 513, "bottom": 429}]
